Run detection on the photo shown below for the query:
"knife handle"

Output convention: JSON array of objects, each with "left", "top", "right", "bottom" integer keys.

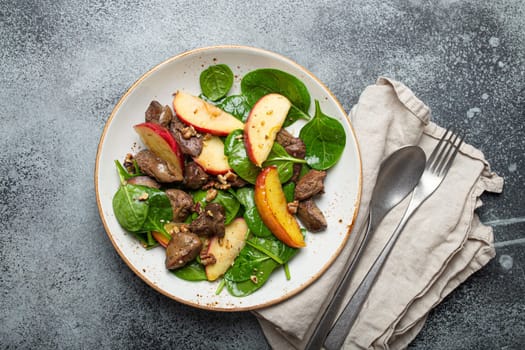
[
  {"left": 324, "top": 196, "right": 418, "bottom": 350},
  {"left": 303, "top": 216, "right": 372, "bottom": 350}
]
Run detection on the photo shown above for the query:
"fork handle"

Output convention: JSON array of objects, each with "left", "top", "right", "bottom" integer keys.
[{"left": 324, "top": 193, "right": 422, "bottom": 350}]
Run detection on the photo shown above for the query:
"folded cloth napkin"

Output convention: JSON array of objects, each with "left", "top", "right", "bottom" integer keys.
[{"left": 254, "top": 77, "right": 504, "bottom": 349}]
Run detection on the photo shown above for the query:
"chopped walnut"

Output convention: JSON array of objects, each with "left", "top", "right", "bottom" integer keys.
[
  {"left": 181, "top": 125, "right": 197, "bottom": 139},
  {"left": 287, "top": 200, "right": 299, "bottom": 214},
  {"left": 200, "top": 252, "right": 216, "bottom": 266},
  {"left": 214, "top": 182, "right": 231, "bottom": 190},
  {"left": 202, "top": 180, "right": 217, "bottom": 190},
  {"left": 203, "top": 179, "right": 232, "bottom": 190},
  {"left": 138, "top": 192, "right": 149, "bottom": 201},
  {"left": 217, "top": 171, "right": 238, "bottom": 188},
  {"left": 217, "top": 174, "right": 228, "bottom": 185},
  {"left": 205, "top": 188, "right": 218, "bottom": 202},
  {"left": 199, "top": 239, "right": 216, "bottom": 266}
]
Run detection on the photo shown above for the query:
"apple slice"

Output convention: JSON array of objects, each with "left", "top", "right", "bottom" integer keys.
[
  {"left": 152, "top": 222, "right": 185, "bottom": 248},
  {"left": 134, "top": 122, "right": 184, "bottom": 181},
  {"left": 254, "top": 166, "right": 305, "bottom": 248},
  {"left": 244, "top": 93, "right": 291, "bottom": 167},
  {"left": 173, "top": 91, "right": 244, "bottom": 136},
  {"left": 205, "top": 218, "right": 248, "bottom": 281},
  {"left": 152, "top": 231, "right": 170, "bottom": 248},
  {"left": 193, "top": 135, "right": 231, "bottom": 175}
]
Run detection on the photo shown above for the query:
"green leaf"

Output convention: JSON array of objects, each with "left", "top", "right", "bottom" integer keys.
[
  {"left": 241, "top": 69, "right": 311, "bottom": 125},
  {"left": 235, "top": 188, "right": 273, "bottom": 238},
  {"left": 248, "top": 235, "right": 298, "bottom": 264},
  {"left": 224, "top": 130, "right": 260, "bottom": 184},
  {"left": 223, "top": 232, "right": 299, "bottom": 297},
  {"left": 282, "top": 182, "right": 296, "bottom": 203},
  {"left": 140, "top": 189, "right": 173, "bottom": 233},
  {"left": 224, "top": 244, "right": 282, "bottom": 297},
  {"left": 218, "top": 95, "right": 251, "bottom": 121},
  {"left": 172, "top": 260, "right": 207, "bottom": 281},
  {"left": 192, "top": 189, "right": 240, "bottom": 225},
  {"left": 263, "top": 142, "right": 306, "bottom": 183},
  {"left": 200, "top": 64, "right": 234, "bottom": 101},
  {"left": 112, "top": 184, "right": 150, "bottom": 232},
  {"left": 299, "top": 100, "right": 346, "bottom": 170}
]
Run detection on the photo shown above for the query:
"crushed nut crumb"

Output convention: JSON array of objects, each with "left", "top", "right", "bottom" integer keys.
[
  {"left": 138, "top": 192, "right": 149, "bottom": 201},
  {"left": 205, "top": 188, "right": 218, "bottom": 202},
  {"left": 250, "top": 275, "right": 258, "bottom": 284},
  {"left": 200, "top": 252, "right": 216, "bottom": 266},
  {"left": 181, "top": 125, "right": 197, "bottom": 139},
  {"left": 287, "top": 200, "right": 299, "bottom": 214},
  {"left": 214, "top": 182, "right": 231, "bottom": 190},
  {"left": 217, "top": 174, "right": 228, "bottom": 185}
]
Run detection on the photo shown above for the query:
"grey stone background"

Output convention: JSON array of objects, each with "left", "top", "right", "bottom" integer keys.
[{"left": 1, "top": 0, "right": 523, "bottom": 349}]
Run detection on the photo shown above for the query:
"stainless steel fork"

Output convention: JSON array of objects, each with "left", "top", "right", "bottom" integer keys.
[{"left": 324, "top": 128, "right": 464, "bottom": 350}]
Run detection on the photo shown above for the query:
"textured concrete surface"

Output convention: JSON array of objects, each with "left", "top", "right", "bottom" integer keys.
[{"left": 1, "top": 0, "right": 524, "bottom": 349}]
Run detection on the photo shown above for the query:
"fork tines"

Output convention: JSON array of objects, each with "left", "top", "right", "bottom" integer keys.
[{"left": 427, "top": 128, "right": 464, "bottom": 176}]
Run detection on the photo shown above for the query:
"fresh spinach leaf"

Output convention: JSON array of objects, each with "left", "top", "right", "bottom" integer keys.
[
  {"left": 224, "top": 130, "right": 306, "bottom": 184},
  {"left": 282, "top": 182, "right": 295, "bottom": 203},
  {"left": 248, "top": 235, "right": 298, "bottom": 265},
  {"left": 193, "top": 189, "right": 240, "bottom": 224},
  {"left": 112, "top": 184, "right": 151, "bottom": 232},
  {"left": 234, "top": 187, "right": 255, "bottom": 208},
  {"left": 115, "top": 160, "right": 142, "bottom": 182},
  {"left": 223, "top": 232, "right": 299, "bottom": 297},
  {"left": 299, "top": 100, "right": 346, "bottom": 170},
  {"left": 112, "top": 183, "right": 173, "bottom": 250},
  {"left": 235, "top": 188, "right": 272, "bottom": 238},
  {"left": 218, "top": 95, "right": 251, "bottom": 121},
  {"left": 225, "top": 245, "right": 272, "bottom": 282},
  {"left": 263, "top": 142, "right": 307, "bottom": 183},
  {"left": 199, "top": 64, "right": 234, "bottom": 101},
  {"left": 241, "top": 69, "right": 311, "bottom": 125},
  {"left": 224, "top": 244, "right": 282, "bottom": 296},
  {"left": 140, "top": 190, "right": 173, "bottom": 233},
  {"left": 224, "top": 129, "right": 260, "bottom": 184},
  {"left": 172, "top": 260, "right": 207, "bottom": 281}
]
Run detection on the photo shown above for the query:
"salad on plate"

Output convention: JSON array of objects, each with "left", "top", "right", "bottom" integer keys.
[{"left": 111, "top": 64, "right": 347, "bottom": 297}]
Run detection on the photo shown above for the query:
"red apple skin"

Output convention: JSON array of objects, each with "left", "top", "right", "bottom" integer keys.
[
  {"left": 173, "top": 91, "right": 244, "bottom": 136},
  {"left": 254, "top": 166, "right": 305, "bottom": 248},
  {"left": 133, "top": 122, "right": 184, "bottom": 181},
  {"left": 244, "top": 93, "right": 291, "bottom": 167}
]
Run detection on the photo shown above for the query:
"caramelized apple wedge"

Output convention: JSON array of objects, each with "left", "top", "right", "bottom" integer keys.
[
  {"left": 254, "top": 166, "right": 305, "bottom": 248},
  {"left": 244, "top": 94, "right": 291, "bottom": 167},
  {"left": 205, "top": 218, "right": 248, "bottom": 281},
  {"left": 133, "top": 122, "right": 184, "bottom": 181},
  {"left": 173, "top": 91, "right": 244, "bottom": 136}
]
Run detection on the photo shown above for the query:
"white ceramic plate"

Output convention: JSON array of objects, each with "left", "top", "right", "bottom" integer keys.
[{"left": 95, "top": 45, "right": 362, "bottom": 311}]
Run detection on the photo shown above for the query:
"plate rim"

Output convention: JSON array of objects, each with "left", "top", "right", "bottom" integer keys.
[{"left": 94, "top": 44, "right": 362, "bottom": 311}]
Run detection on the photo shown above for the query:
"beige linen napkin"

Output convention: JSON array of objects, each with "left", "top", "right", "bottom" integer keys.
[{"left": 254, "top": 77, "right": 504, "bottom": 349}]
